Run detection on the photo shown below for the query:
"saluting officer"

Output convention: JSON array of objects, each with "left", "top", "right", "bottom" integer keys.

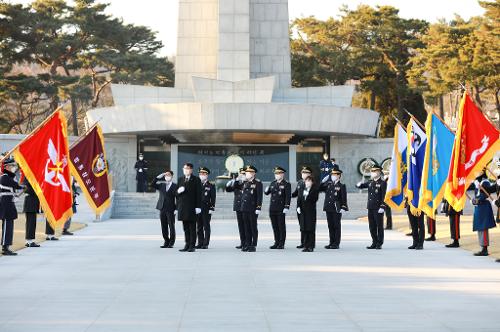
[
  {"left": 23, "top": 179, "right": 40, "bottom": 248},
  {"left": 356, "top": 163, "right": 386, "bottom": 250},
  {"left": 152, "top": 169, "right": 177, "bottom": 248},
  {"left": 264, "top": 166, "right": 291, "bottom": 249},
  {"left": 196, "top": 167, "right": 216, "bottom": 249},
  {"left": 292, "top": 166, "right": 313, "bottom": 249},
  {"left": 176, "top": 163, "right": 202, "bottom": 252},
  {"left": 240, "top": 165, "right": 263, "bottom": 252},
  {"left": 1, "top": 157, "right": 23, "bottom": 256},
  {"left": 320, "top": 165, "right": 348, "bottom": 249},
  {"left": 226, "top": 168, "right": 246, "bottom": 249},
  {"left": 441, "top": 199, "right": 462, "bottom": 248}
]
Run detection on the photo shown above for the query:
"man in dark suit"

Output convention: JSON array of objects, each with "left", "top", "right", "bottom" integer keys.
[
  {"left": 196, "top": 167, "right": 216, "bottom": 249},
  {"left": 292, "top": 166, "right": 313, "bottom": 249},
  {"left": 264, "top": 166, "right": 291, "bottom": 249},
  {"left": 240, "top": 165, "right": 263, "bottom": 252},
  {"left": 226, "top": 168, "right": 246, "bottom": 249},
  {"left": 176, "top": 163, "right": 202, "bottom": 252},
  {"left": 320, "top": 165, "right": 348, "bottom": 249},
  {"left": 23, "top": 179, "right": 41, "bottom": 248},
  {"left": 152, "top": 170, "right": 177, "bottom": 248}
]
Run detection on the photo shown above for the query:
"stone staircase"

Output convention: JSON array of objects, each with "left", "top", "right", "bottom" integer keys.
[{"left": 112, "top": 190, "right": 372, "bottom": 220}]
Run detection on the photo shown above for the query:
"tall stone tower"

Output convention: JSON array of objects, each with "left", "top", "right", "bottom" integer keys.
[{"left": 175, "top": 0, "right": 291, "bottom": 90}]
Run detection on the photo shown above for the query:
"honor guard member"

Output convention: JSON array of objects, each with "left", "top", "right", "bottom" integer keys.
[
  {"left": 319, "top": 153, "right": 334, "bottom": 180},
  {"left": 23, "top": 179, "right": 40, "bottom": 247},
  {"left": 196, "top": 167, "right": 216, "bottom": 249},
  {"left": 405, "top": 197, "right": 424, "bottom": 250},
  {"left": 176, "top": 163, "right": 202, "bottom": 252},
  {"left": 264, "top": 166, "right": 291, "bottom": 249},
  {"left": 425, "top": 215, "right": 436, "bottom": 242},
  {"left": 471, "top": 170, "right": 496, "bottom": 257},
  {"left": 134, "top": 153, "right": 149, "bottom": 193},
  {"left": 226, "top": 168, "right": 246, "bottom": 249},
  {"left": 1, "top": 157, "right": 23, "bottom": 256},
  {"left": 62, "top": 179, "right": 79, "bottom": 236},
  {"left": 356, "top": 163, "right": 386, "bottom": 249},
  {"left": 320, "top": 165, "right": 348, "bottom": 249},
  {"left": 441, "top": 199, "right": 462, "bottom": 248},
  {"left": 240, "top": 165, "right": 263, "bottom": 252},
  {"left": 382, "top": 170, "right": 393, "bottom": 230},
  {"left": 292, "top": 166, "right": 313, "bottom": 249},
  {"left": 152, "top": 170, "right": 177, "bottom": 248},
  {"left": 296, "top": 175, "right": 319, "bottom": 252}
]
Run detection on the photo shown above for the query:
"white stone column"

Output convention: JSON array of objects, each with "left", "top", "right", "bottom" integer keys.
[
  {"left": 171, "top": 144, "right": 178, "bottom": 178},
  {"left": 288, "top": 144, "right": 297, "bottom": 183}
]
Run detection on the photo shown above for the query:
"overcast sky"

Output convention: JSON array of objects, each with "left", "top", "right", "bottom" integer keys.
[{"left": 10, "top": 0, "right": 485, "bottom": 56}]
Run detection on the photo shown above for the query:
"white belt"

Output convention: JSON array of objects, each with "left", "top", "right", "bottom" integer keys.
[
  {"left": 0, "top": 184, "right": 14, "bottom": 192},
  {"left": 0, "top": 192, "right": 15, "bottom": 197}
]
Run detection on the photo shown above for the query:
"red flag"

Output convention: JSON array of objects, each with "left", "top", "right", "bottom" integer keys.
[
  {"left": 444, "top": 92, "right": 500, "bottom": 211},
  {"left": 69, "top": 125, "right": 111, "bottom": 214},
  {"left": 13, "top": 111, "right": 73, "bottom": 229}
]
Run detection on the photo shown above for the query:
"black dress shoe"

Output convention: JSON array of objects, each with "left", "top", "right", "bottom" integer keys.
[
  {"left": 179, "top": 247, "right": 188, "bottom": 252},
  {"left": 408, "top": 245, "right": 416, "bottom": 249},
  {"left": 415, "top": 245, "right": 424, "bottom": 250},
  {"left": 425, "top": 236, "right": 436, "bottom": 241},
  {"left": 201, "top": 245, "right": 208, "bottom": 249},
  {"left": 195, "top": 245, "right": 203, "bottom": 249},
  {"left": 277, "top": 245, "right": 284, "bottom": 249},
  {"left": 325, "top": 244, "right": 333, "bottom": 249},
  {"left": 62, "top": 230, "right": 74, "bottom": 236},
  {"left": 248, "top": 246, "right": 256, "bottom": 252},
  {"left": 187, "top": 248, "right": 196, "bottom": 252},
  {"left": 167, "top": 245, "right": 174, "bottom": 248},
  {"left": 405, "top": 232, "right": 412, "bottom": 236},
  {"left": 445, "top": 241, "right": 460, "bottom": 248},
  {"left": 331, "top": 245, "right": 339, "bottom": 249},
  {"left": 496, "top": 259, "right": 500, "bottom": 263},
  {"left": 302, "top": 248, "right": 312, "bottom": 252},
  {"left": 296, "top": 244, "right": 304, "bottom": 249},
  {"left": 236, "top": 245, "right": 242, "bottom": 249},
  {"left": 160, "top": 243, "right": 169, "bottom": 248},
  {"left": 366, "top": 244, "right": 376, "bottom": 249},
  {"left": 2, "top": 249, "right": 17, "bottom": 256},
  {"left": 474, "top": 247, "right": 488, "bottom": 256},
  {"left": 269, "top": 244, "right": 278, "bottom": 249},
  {"left": 375, "top": 245, "right": 382, "bottom": 250},
  {"left": 241, "top": 247, "right": 249, "bottom": 252},
  {"left": 30, "top": 242, "right": 40, "bottom": 248}
]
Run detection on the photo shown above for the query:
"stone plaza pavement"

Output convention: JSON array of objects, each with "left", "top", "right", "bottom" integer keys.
[{"left": 0, "top": 217, "right": 499, "bottom": 332}]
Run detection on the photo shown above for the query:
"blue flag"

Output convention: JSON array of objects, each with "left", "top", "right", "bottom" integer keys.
[
  {"left": 418, "top": 113, "right": 454, "bottom": 218},
  {"left": 407, "top": 119, "right": 427, "bottom": 216},
  {"left": 384, "top": 123, "right": 408, "bottom": 210}
]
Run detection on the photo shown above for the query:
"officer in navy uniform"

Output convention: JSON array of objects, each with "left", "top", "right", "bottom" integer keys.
[
  {"left": 264, "top": 166, "right": 291, "bottom": 249},
  {"left": 471, "top": 170, "right": 496, "bottom": 257},
  {"left": 23, "top": 179, "right": 40, "bottom": 248},
  {"left": 320, "top": 165, "right": 348, "bottom": 249},
  {"left": 319, "top": 153, "right": 334, "bottom": 180},
  {"left": 176, "top": 163, "right": 202, "bottom": 252},
  {"left": 356, "top": 163, "right": 386, "bottom": 249},
  {"left": 1, "top": 157, "right": 23, "bottom": 256},
  {"left": 134, "top": 153, "right": 149, "bottom": 193},
  {"left": 292, "top": 166, "right": 313, "bottom": 249},
  {"left": 226, "top": 168, "right": 246, "bottom": 249},
  {"left": 441, "top": 199, "right": 462, "bottom": 248},
  {"left": 196, "top": 167, "right": 216, "bottom": 249},
  {"left": 240, "top": 165, "right": 263, "bottom": 252},
  {"left": 152, "top": 169, "right": 177, "bottom": 248}
]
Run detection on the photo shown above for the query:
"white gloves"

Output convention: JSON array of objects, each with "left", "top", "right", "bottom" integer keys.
[
  {"left": 474, "top": 180, "right": 480, "bottom": 188},
  {"left": 377, "top": 208, "right": 385, "bottom": 214},
  {"left": 156, "top": 173, "right": 165, "bottom": 179},
  {"left": 177, "top": 186, "right": 185, "bottom": 194},
  {"left": 255, "top": 210, "right": 260, "bottom": 215},
  {"left": 497, "top": 179, "right": 500, "bottom": 186},
  {"left": 174, "top": 210, "right": 177, "bottom": 215},
  {"left": 138, "top": 168, "right": 143, "bottom": 173},
  {"left": 209, "top": 210, "right": 214, "bottom": 215},
  {"left": 296, "top": 207, "right": 301, "bottom": 214},
  {"left": 321, "top": 175, "right": 329, "bottom": 183},
  {"left": 265, "top": 186, "right": 270, "bottom": 192},
  {"left": 195, "top": 208, "right": 201, "bottom": 214},
  {"left": 283, "top": 208, "right": 289, "bottom": 214}
]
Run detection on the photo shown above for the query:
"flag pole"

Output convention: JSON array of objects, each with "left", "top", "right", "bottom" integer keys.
[
  {"left": 392, "top": 115, "right": 405, "bottom": 128},
  {"left": 69, "top": 117, "right": 103, "bottom": 149},
  {"left": 431, "top": 110, "right": 455, "bottom": 133},
  {"left": 403, "top": 109, "right": 425, "bottom": 130},
  {"left": 0, "top": 101, "right": 70, "bottom": 164}
]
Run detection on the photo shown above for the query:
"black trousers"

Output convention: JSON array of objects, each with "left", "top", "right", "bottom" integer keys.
[
  {"left": 385, "top": 206, "right": 392, "bottom": 229},
  {"left": 160, "top": 210, "right": 175, "bottom": 245},
  {"left": 449, "top": 214, "right": 460, "bottom": 240},
  {"left": 45, "top": 221, "right": 55, "bottom": 235},
  {"left": 136, "top": 179, "right": 147, "bottom": 193},
  {"left": 367, "top": 209, "right": 384, "bottom": 246},
  {"left": 25, "top": 213, "right": 37, "bottom": 240},
  {"left": 303, "top": 229, "right": 315, "bottom": 249},
  {"left": 270, "top": 213, "right": 286, "bottom": 246},
  {"left": 427, "top": 217, "right": 436, "bottom": 236},
  {"left": 326, "top": 211, "right": 342, "bottom": 246},
  {"left": 196, "top": 211, "right": 212, "bottom": 246},
  {"left": 242, "top": 212, "right": 258, "bottom": 247},
  {"left": 236, "top": 211, "right": 244, "bottom": 245},
  {"left": 408, "top": 212, "right": 425, "bottom": 246},
  {"left": 1, "top": 219, "right": 14, "bottom": 247},
  {"left": 182, "top": 220, "right": 196, "bottom": 249}
]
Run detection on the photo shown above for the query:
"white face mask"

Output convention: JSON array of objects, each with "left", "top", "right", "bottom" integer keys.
[
  {"left": 183, "top": 169, "right": 192, "bottom": 177},
  {"left": 199, "top": 174, "right": 208, "bottom": 182},
  {"left": 274, "top": 174, "right": 283, "bottom": 181},
  {"left": 8, "top": 166, "right": 18, "bottom": 173},
  {"left": 164, "top": 176, "right": 172, "bottom": 182},
  {"left": 245, "top": 172, "right": 254, "bottom": 180},
  {"left": 331, "top": 175, "right": 339, "bottom": 182},
  {"left": 370, "top": 172, "right": 379, "bottom": 179},
  {"left": 139, "top": 156, "right": 143, "bottom": 160},
  {"left": 305, "top": 181, "right": 312, "bottom": 189},
  {"left": 238, "top": 174, "right": 246, "bottom": 181},
  {"left": 301, "top": 173, "right": 309, "bottom": 180}
]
